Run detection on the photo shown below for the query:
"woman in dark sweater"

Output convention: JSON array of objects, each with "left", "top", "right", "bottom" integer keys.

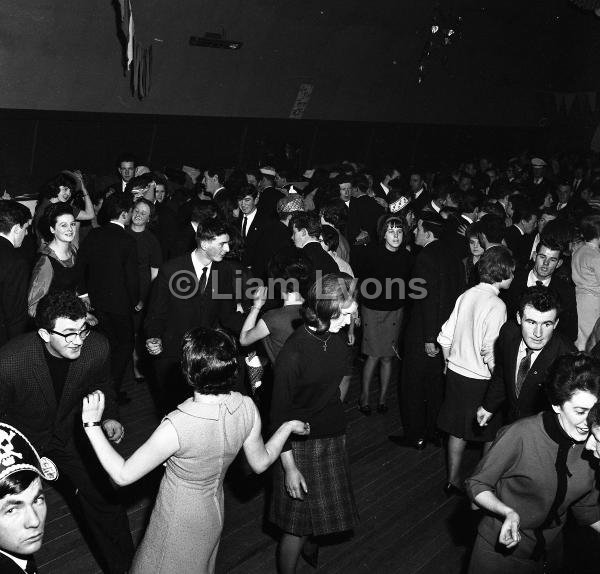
[
  {"left": 466, "top": 353, "right": 600, "bottom": 573},
  {"left": 28, "top": 203, "right": 86, "bottom": 317},
  {"left": 270, "top": 273, "right": 359, "bottom": 573},
  {"left": 354, "top": 214, "right": 413, "bottom": 413}
]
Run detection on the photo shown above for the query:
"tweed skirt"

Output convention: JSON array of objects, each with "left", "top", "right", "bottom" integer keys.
[
  {"left": 361, "top": 306, "right": 404, "bottom": 358},
  {"left": 269, "top": 435, "right": 359, "bottom": 536},
  {"left": 437, "top": 369, "right": 501, "bottom": 442}
]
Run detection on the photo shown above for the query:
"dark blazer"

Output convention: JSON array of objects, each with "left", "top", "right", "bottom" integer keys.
[
  {"left": 238, "top": 210, "right": 270, "bottom": 272},
  {"left": 404, "top": 239, "right": 465, "bottom": 345},
  {"left": 0, "top": 553, "right": 28, "bottom": 574},
  {"left": 346, "top": 194, "right": 385, "bottom": 245},
  {"left": 502, "top": 266, "right": 578, "bottom": 343},
  {"left": 144, "top": 256, "right": 243, "bottom": 358},
  {"left": 482, "top": 320, "right": 575, "bottom": 422},
  {"left": 411, "top": 189, "right": 432, "bottom": 214},
  {"left": 0, "top": 331, "right": 118, "bottom": 453},
  {"left": 504, "top": 225, "right": 535, "bottom": 267},
  {"left": 77, "top": 223, "right": 139, "bottom": 315},
  {"left": 258, "top": 186, "right": 284, "bottom": 220},
  {"left": 252, "top": 219, "right": 295, "bottom": 279},
  {"left": 0, "top": 236, "right": 29, "bottom": 347},
  {"left": 300, "top": 241, "right": 339, "bottom": 281}
]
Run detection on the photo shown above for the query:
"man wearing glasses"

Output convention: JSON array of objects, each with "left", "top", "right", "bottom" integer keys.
[{"left": 0, "top": 291, "right": 134, "bottom": 573}]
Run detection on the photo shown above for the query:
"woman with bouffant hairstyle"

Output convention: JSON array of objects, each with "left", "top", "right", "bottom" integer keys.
[
  {"left": 270, "top": 273, "right": 359, "bottom": 572},
  {"left": 82, "top": 327, "right": 309, "bottom": 574}
]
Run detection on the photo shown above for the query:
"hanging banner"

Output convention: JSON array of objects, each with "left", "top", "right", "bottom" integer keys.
[{"left": 290, "top": 83, "right": 314, "bottom": 119}]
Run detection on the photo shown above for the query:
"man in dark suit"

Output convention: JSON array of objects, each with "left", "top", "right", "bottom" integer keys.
[
  {"left": 236, "top": 185, "right": 269, "bottom": 274},
  {"left": 289, "top": 212, "right": 339, "bottom": 282},
  {"left": 346, "top": 174, "right": 385, "bottom": 246},
  {"left": 503, "top": 200, "right": 537, "bottom": 267},
  {"left": 78, "top": 194, "right": 139, "bottom": 403},
  {"left": 0, "top": 292, "right": 133, "bottom": 573},
  {"left": 478, "top": 286, "right": 575, "bottom": 427},
  {"left": 409, "top": 171, "right": 430, "bottom": 213},
  {"left": 0, "top": 423, "right": 58, "bottom": 574},
  {"left": 103, "top": 153, "right": 136, "bottom": 196},
  {"left": 0, "top": 200, "right": 32, "bottom": 348},
  {"left": 391, "top": 213, "right": 465, "bottom": 449},
  {"left": 172, "top": 198, "right": 217, "bottom": 257},
  {"left": 144, "top": 218, "right": 244, "bottom": 413},
  {"left": 257, "top": 167, "right": 284, "bottom": 220},
  {"left": 503, "top": 236, "right": 577, "bottom": 343}
]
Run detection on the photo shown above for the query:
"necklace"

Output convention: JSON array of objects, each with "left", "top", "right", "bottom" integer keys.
[{"left": 304, "top": 326, "right": 331, "bottom": 351}]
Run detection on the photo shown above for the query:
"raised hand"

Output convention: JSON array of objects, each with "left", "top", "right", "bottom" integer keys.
[{"left": 82, "top": 390, "right": 105, "bottom": 424}]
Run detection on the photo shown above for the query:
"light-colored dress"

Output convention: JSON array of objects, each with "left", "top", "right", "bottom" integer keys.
[
  {"left": 571, "top": 242, "right": 600, "bottom": 350},
  {"left": 131, "top": 392, "right": 256, "bottom": 574}
]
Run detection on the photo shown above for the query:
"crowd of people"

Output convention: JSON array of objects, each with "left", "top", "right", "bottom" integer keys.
[{"left": 2, "top": 151, "right": 600, "bottom": 573}]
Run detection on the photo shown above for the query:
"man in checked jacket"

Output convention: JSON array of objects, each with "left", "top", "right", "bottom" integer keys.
[{"left": 0, "top": 291, "right": 133, "bottom": 574}]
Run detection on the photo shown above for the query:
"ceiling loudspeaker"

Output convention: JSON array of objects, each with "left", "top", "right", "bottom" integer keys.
[{"left": 189, "top": 33, "right": 242, "bottom": 50}]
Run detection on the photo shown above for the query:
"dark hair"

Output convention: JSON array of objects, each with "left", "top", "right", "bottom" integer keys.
[
  {"left": 35, "top": 291, "right": 87, "bottom": 331},
  {"left": 580, "top": 214, "right": 600, "bottom": 242},
  {"left": 536, "top": 235, "right": 564, "bottom": 256},
  {"left": 180, "top": 328, "right": 238, "bottom": 394},
  {"left": 101, "top": 193, "right": 133, "bottom": 222},
  {"left": 461, "top": 190, "right": 483, "bottom": 214},
  {"left": 0, "top": 200, "right": 32, "bottom": 234},
  {"left": 377, "top": 215, "right": 406, "bottom": 244},
  {"left": 290, "top": 212, "right": 322, "bottom": 239},
  {"left": 518, "top": 285, "right": 560, "bottom": 316},
  {"left": 477, "top": 214, "right": 505, "bottom": 244},
  {"left": 44, "top": 173, "right": 76, "bottom": 200},
  {"left": 301, "top": 273, "right": 356, "bottom": 334},
  {"left": 235, "top": 185, "right": 259, "bottom": 201},
  {"left": 190, "top": 199, "right": 217, "bottom": 224},
  {"left": 116, "top": 152, "right": 136, "bottom": 168},
  {"left": 268, "top": 252, "right": 312, "bottom": 298},
  {"left": 587, "top": 400, "right": 600, "bottom": 429},
  {"left": 205, "top": 167, "right": 225, "bottom": 184},
  {"left": 418, "top": 212, "right": 444, "bottom": 239},
  {"left": 320, "top": 202, "right": 348, "bottom": 228},
  {"left": 512, "top": 197, "right": 536, "bottom": 224},
  {"left": 320, "top": 224, "right": 340, "bottom": 252},
  {"left": 479, "top": 201, "right": 506, "bottom": 219},
  {"left": 351, "top": 174, "right": 370, "bottom": 195},
  {"left": 197, "top": 217, "right": 229, "bottom": 242},
  {"left": 546, "top": 353, "right": 600, "bottom": 406},
  {"left": 477, "top": 245, "right": 514, "bottom": 283},
  {"left": 39, "top": 202, "right": 75, "bottom": 242},
  {"left": 0, "top": 470, "right": 38, "bottom": 499}
]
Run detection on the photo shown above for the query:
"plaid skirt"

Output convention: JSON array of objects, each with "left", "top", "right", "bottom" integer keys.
[{"left": 269, "top": 435, "right": 359, "bottom": 536}]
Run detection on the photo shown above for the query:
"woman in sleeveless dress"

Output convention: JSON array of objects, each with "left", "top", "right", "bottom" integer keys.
[{"left": 82, "top": 327, "right": 309, "bottom": 574}]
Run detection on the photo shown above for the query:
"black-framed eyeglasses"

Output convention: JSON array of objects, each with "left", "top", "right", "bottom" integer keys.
[{"left": 48, "top": 324, "right": 91, "bottom": 343}]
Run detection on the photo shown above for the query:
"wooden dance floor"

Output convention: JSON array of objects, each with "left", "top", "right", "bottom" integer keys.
[{"left": 36, "top": 361, "right": 597, "bottom": 573}]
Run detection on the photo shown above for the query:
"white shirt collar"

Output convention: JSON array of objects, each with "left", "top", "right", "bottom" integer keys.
[
  {"left": 380, "top": 182, "right": 389, "bottom": 195},
  {"left": 431, "top": 200, "right": 441, "bottom": 214},
  {"left": 527, "top": 269, "right": 551, "bottom": 287},
  {"left": 514, "top": 224, "right": 524, "bottom": 236},
  {"left": 414, "top": 188, "right": 424, "bottom": 199},
  {"left": 191, "top": 221, "right": 199, "bottom": 233},
  {"left": 110, "top": 220, "right": 125, "bottom": 229},
  {"left": 121, "top": 179, "right": 127, "bottom": 192},
  {"left": 0, "top": 550, "right": 27, "bottom": 571},
  {"left": 241, "top": 208, "right": 257, "bottom": 235},
  {"left": 191, "top": 252, "right": 213, "bottom": 281}
]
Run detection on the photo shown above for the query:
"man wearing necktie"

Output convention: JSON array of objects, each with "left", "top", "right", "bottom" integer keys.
[
  {"left": 478, "top": 286, "right": 575, "bottom": 429},
  {"left": 236, "top": 185, "right": 268, "bottom": 275},
  {"left": 145, "top": 218, "right": 244, "bottom": 414}
]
